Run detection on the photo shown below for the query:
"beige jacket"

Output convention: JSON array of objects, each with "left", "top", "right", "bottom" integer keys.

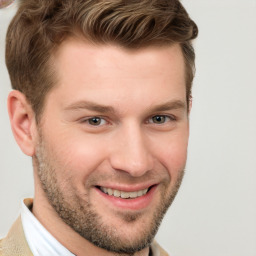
[
  {"left": 0, "top": 216, "right": 169, "bottom": 256},
  {"left": 0, "top": 216, "right": 33, "bottom": 256}
]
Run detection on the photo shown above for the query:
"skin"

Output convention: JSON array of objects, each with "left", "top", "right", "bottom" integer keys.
[
  {"left": 8, "top": 39, "right": 190, "bottom": 256},
  {"left": 0, "top": 0, "right": 14, "bottom": 8}
]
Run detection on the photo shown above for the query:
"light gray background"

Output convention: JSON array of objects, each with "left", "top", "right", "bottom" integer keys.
[{"left": 1, "top": 1, "right": 256, "bottom": 255}]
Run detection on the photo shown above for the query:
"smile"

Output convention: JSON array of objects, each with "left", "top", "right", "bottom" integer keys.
[{"left": 99, "top": 187, "right": 149, "bottom": 199}]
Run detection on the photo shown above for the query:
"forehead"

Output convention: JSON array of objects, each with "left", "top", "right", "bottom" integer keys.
[
  {"left": 47, "top": 38, "right": 186, "bottom": 112},
  {"left": 53, "top": 38, "right": 185, "bottom": 79}
]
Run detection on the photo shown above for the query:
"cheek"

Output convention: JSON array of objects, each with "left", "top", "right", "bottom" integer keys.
[
  {"left": 154, "top": 132, "right": 188, "bottom": 178},
  {"left": 47, "top": 132, "right": 108, "bottom": 178}
]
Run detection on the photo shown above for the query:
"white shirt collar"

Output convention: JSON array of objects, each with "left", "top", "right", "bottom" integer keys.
[{"left": 21, "top": 199, "right": 75, "bottom": 256}]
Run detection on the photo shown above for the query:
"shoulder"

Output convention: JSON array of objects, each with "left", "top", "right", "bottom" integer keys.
[
  {"left": 0, "top": 216, "right": 33, "bottom": 256},
  {"left": 151, "top": 240, "right": 170, "bottom": 256}
]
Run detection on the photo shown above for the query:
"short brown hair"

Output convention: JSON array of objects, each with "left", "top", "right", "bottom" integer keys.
[{"left": 6, "top": 0, "right": 198, "bottom": 119}]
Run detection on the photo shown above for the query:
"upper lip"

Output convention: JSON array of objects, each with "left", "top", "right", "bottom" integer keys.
[{"left": 95, "top": 182, "right": 157, "bottom": 192}]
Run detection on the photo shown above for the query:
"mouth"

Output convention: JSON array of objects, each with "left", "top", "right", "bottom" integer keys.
[
  {"left": 95, "top": 184, "right": 157, "bottom": 210},
  {"left": 97, "top": 185, "right": 154, "bottom": 199}
]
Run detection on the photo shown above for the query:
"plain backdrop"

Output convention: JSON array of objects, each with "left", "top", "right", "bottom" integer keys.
[{"left": 1, "top": 1, "right": 256, "bottom": 256}]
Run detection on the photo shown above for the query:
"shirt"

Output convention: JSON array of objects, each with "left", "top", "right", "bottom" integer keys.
[{"left": 21, "top": 199, "right": 74, "bottom": 256}]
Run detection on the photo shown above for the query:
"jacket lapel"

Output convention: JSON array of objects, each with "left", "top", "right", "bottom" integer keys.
[{"left": 0, "top": 216, "right": 33, "bottom": 256}]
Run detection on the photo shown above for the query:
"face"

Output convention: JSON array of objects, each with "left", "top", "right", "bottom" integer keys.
[{"left": 34, "top": 39, "right": 189, "bottom": 254}]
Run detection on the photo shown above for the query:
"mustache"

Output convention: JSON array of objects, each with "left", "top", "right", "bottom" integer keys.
[{"left": 85, "top": 170, "right": 170, "bottom": 185}]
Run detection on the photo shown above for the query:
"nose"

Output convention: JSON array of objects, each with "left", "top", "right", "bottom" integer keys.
[{"left": 109, "top": 123, "right": 154, "bottom": 177}]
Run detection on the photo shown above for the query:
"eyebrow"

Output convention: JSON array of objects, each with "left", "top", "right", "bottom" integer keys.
[
  {"left": 64, "top": 101, "right": 116, "bottom": 113},
  {"left": 64, "top": 99, "right": 186, "bottom": 114},
  {"left": 150, "top": 100, "right": 186, "bottom": 112}
]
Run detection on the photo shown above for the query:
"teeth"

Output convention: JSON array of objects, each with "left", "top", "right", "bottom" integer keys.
[
  {"left": 100, "top": 187, "right": 149, "bottom": 199},
  {"left": 137, "top": 190, "right": 143, "bottom": 196},
  {"left": 121, "top": 191, "right": 129, "bottom": 199},
  {"left": 129, "top": 191, "right": 138, "bottom": 198},
  {"left": 107, "top": 188, "right": 113, "bottom": 196},
  {"left": 113, "top": 190, "right": 121, "bottom": 197}
]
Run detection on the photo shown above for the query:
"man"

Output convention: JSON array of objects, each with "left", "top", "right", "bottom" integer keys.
[{"left": 0, "top": 0, "right": 198, "bottom": 255}]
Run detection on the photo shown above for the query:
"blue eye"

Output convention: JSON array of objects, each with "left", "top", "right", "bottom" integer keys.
[
  {"left": 87, "top": 117, "right": 107, "bottom": 126},
  {"left": 149, "top": 115, "right": 173, "bottom": 124}
]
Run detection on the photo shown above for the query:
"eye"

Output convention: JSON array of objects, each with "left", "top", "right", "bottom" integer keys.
[
  {"left": 149, "top": 115, "right": 174, "bottom": 124},
  {"left": 85, "top": 117, "right": 107, "bottom": 126}
]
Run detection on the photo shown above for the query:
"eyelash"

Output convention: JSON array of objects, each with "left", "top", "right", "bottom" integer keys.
[
  {"left": 81, "top": 116, "right": 108, "bottom": 126},
  {"left": 80, "top": 114, "right": 176, "bottom": 127},
  {"left": 148, "top": 115, "right": 176, "bottom": 125}
]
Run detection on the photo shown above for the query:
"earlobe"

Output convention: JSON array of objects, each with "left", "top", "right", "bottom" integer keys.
[{"left": 7, "top": 90, "right": 37, "bottom": 157}]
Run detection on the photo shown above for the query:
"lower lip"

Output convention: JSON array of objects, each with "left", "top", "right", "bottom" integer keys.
[{"left": 95, "top": 186, "right": 157, "bottom": 211}]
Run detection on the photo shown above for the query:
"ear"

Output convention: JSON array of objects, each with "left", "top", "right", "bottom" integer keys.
[
  {"left": 188, "top": 95, "right": 192, "bottom": 114},
  {"left": 7, "top": 90, "right": 37, "bottom": 156}
]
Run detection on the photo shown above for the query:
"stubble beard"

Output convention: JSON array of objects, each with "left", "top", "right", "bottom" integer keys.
[{"left": 34, "top": 135, "right": 185, "bottom": 255}]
